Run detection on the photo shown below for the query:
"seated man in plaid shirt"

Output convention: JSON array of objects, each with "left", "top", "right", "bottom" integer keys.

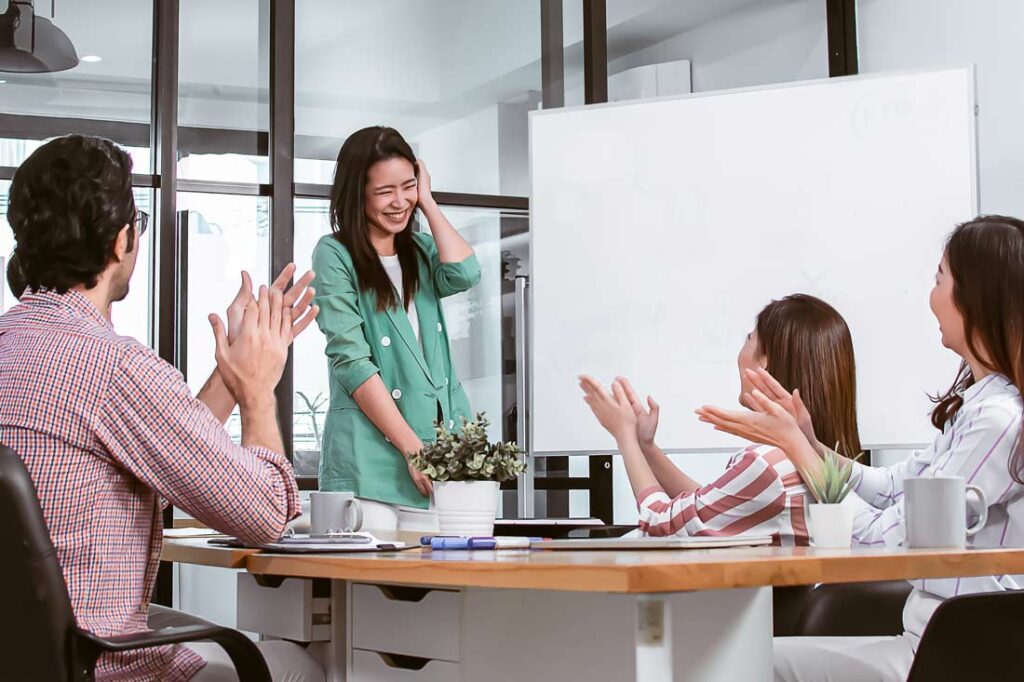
[{"left": 0, "top": 135, "right": 324, "bottom": 681}]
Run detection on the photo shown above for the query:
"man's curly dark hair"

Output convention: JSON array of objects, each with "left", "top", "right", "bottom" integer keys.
[{"left": 7, "top": 135, "right": 136, "bottom": 293}]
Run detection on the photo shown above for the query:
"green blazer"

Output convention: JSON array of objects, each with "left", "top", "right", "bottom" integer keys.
[{"left": 311, "top": 231, "right": 481, "bottom": 508}]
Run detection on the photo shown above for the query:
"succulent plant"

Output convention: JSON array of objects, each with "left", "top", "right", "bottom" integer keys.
[
  {"left": 801, "top": 444, "right": 864, "bottom": 504},
  {"left": 410, "top": 413, "right": 526, "bottom": 483}
]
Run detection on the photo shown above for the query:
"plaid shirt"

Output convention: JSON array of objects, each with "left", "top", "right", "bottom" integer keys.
[{"left": 0, "top": 291, "right": 300, "bottom": 681}]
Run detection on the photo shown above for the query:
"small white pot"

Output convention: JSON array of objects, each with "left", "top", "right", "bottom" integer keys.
[
  {"left": 433, "top": 480, "right": 500, "bottom": 536},
  {"left": 808, "top": 503, "right": 854, "bottom": 548}
]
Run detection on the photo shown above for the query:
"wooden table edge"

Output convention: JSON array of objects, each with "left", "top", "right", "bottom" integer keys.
[
  {"left": 239, "top": 547, "right": 1024, "bottom": 594},
  {"left": 161, "top": 538, "right": 258, "bottom": 569}
]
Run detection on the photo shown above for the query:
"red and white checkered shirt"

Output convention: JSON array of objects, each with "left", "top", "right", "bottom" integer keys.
[{"left": 0, "top": 290, "right": 300, "bottom": 681}]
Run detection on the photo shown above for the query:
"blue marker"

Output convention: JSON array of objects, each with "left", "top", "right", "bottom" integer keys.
[{"left": 428, "top": 536, "right": 540, "bottom": 550}]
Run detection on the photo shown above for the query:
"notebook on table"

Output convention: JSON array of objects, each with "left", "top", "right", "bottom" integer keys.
[
  {"left": 208, "top": 532, "right": 415, "bottom": 554},
  {"left": 531, "top": 534, "right": 774, "bottom": 550}
]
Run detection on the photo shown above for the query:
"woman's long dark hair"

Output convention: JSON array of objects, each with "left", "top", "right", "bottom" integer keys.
[
  {"left": 930, "top": 215, "right": 1024, "bottom": 483},
  {"left": 756, "top": 294, "right": 862, "bottom": 459},
  {"left": 329, "top": 126, "right": 420, "bottom": 312}
]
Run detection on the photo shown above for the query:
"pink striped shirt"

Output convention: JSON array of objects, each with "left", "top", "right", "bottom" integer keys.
[
  {"left": 637, "top": 444, "right": 811, "bottom": 545},
  {"left": 0, "top": 291, "right": 300, "bottom": 681}
]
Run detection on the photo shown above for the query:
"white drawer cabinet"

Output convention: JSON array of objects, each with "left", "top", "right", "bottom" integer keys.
[
  {"left": 350, "top": 583, "right": 461, "bottom": 662},
  {"left": 236, "top": 574, "right": 331, "bottom": 642},
  {"left": 351, "top": 649, "right": 461, "bottom": 682}
]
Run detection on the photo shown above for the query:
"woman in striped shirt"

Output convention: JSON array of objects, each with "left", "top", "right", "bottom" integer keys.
[
  {"left": 580, "top": 293, "right": 861, "bottom": 545},
  {"left": 699, "top": 215, "right": 1024, "bottom": 681}
]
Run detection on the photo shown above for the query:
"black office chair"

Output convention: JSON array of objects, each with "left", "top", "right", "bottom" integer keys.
[
  {"left": 772, "top": 586, "right": 816, "bottom": 636},
  {"left": 906, "top": 589, "right": 1024, "bottom": 682},
  {"left": 0, "top": 444, "right": 271, "bottom": 681},
  {"left": 793, "top": 580, "right": 913, "bottom": 636}
]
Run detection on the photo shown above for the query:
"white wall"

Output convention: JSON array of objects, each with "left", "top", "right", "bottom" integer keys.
[
  {"left": 610, "top": 0, "right": 827, "bottom": 93},
  {"left": 857, "top": 0, "right": 1024, "bottom": 218}
]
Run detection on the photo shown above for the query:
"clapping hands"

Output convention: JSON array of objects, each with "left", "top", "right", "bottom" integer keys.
[
  {"left": 224, "top": 264, "right": 318, "bottom": 344},
  {"left": 695, "top": 367, "right": 815, "bottom": 452}
]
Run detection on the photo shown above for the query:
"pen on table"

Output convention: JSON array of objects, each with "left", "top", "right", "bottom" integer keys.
[
  {"left": 425, "top": 536, "right": 544, "bottom": 550},
  {"left": 420, "top": 535, "right": 539, "bottom": 546}
]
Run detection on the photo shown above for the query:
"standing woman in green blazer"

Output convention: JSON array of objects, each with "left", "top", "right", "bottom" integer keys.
[{"left": 312, "top": 126, "right": 481, "bottom": 531}]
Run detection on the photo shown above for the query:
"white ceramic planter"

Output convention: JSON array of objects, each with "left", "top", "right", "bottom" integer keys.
[
  {"left": 433, "top": 480, "right": 500, "bottom": 536},
  {"left": 808, "top": 503, "right": 854, "bottom": 548}
]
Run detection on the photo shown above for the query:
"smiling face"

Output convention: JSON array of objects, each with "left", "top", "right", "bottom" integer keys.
[
  {"left": 930, "top": 255, "right": 967, "bottom": 356},
  {"left": 737, "top": 330, "right": 766, "bottom": 408},
  {"left": 363, "top": 156, "right": 418, "bottom": 244}
]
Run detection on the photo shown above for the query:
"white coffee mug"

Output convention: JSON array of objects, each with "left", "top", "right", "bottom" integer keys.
[
  {"left": 310, "top": 491, "right": 364, "bottom": 534},
  {"left": 904, "top": 476, "right": 987, "bottom": 549}
]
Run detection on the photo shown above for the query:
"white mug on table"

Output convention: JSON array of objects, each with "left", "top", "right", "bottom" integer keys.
[
  {"left": 904, "top": 476, "right": 987, "bottom": 549},
  {"left": 310, "top": 491, "right": 364, "bottom": 534}
]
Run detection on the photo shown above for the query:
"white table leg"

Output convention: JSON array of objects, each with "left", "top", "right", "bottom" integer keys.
[
  {"left": 664, "top": 586, "right": 773, "bottom": 681},
  {"left": 308, "top": 579, "right": 348, "bottom": 682},
  {"left": 636, "top": 595, "right": 673, "bottom": 681},
  {"left": 462, "top": 586, "right": 773, "bottom": 681}
]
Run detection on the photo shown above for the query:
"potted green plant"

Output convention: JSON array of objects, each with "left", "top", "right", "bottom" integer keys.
[
  {"left": 410, "top": 413, "right": 526, "bottom": 536},
  {"left": 801, "top": 446, "right": 863, "bottom": 548}
]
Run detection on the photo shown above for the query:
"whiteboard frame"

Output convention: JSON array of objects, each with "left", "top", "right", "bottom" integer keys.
[{"left": 527, "top": 67, "right": 979, "bottom": 456}]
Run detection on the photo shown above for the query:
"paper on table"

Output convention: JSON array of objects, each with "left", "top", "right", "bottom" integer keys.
[
  {"left": 163, "top": 527, "right": 226, "bottom": 538},
  {"left": 208, "top": 532, "right": 411, "bottom": 553}
]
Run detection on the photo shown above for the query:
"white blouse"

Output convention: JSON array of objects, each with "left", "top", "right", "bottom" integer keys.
[{"left": 846, "top": 373, "right": 1024, "bottom": 642}]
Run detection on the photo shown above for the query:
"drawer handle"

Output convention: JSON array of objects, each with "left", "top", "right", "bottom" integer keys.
[
  {"left": 252, "top": 574, "right": 286, "bottom": 589},
  {"left": 377, "top": 652, "right": 431, "bottom": 670},
  {"left": 375, "top": 585, "right": 436, "bottom": 602}
]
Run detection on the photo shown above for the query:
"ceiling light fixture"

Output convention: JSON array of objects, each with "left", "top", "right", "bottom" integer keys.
[
  {"left": 0, "top": 0, "right": 79, "bottom": 73},
  {"left": 80, "top": 54, "right": 101, "bottom": 63}
]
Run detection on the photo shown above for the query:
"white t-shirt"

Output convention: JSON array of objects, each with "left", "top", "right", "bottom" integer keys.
[{"left": 379, "top": 254, "right": 419, "bottom": 343}]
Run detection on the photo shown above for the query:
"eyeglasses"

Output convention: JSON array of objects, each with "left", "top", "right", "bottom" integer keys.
[{"left": 133, "top": 210, "right": 149, "bottom": 236}]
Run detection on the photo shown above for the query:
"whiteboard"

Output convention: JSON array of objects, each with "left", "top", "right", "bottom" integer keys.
[{"left": 529, "top": 68, "right": 976, "bottom": 454}]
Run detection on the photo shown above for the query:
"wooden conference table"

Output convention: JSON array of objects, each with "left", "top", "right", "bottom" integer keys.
[{"left": 163, "top": 536, "right": 1024, "bottom": 681}]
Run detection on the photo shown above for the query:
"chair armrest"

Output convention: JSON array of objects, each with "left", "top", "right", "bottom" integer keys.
[{"left": 75, "top": 625, "right": 270, "bottom": 681}]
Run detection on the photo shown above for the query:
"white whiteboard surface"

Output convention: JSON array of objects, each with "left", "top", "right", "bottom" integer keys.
[{"left": 530, "top": 68, "right": 976, "bottom": 454}]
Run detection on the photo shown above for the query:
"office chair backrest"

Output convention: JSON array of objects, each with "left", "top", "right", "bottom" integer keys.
[
  {"left": 794, "top": 580, "right": 912, "bottom": 637},
  {"left": 907, "top": 589, "right": 1024, "bottom": 682},
  {"left": 0, "top": 444, "right": 76, "bottom": 680}
]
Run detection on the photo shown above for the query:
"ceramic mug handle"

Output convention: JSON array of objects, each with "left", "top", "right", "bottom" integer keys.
[
  {"left": 344, "top": 498, "right": 364, "bottom": 532},
  {"left": 965, "top": 484, "right": 988, "bottom": 537}
]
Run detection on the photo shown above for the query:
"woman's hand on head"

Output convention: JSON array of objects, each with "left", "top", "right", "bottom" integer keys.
[
  {"left": 614, "top": 376, "right": 660, "bottom": 446},
  {"left": 695, "top": 388, "right": 805, "bottom": 451},
  {"left": 415, "top": 159, "right": 436, "bottom": 209},
  {"left": 744, "top": 368, "right": 822, "bottom": 453},
  {"left": 579, "top": 375, "right": 638, "bottom": 441}
]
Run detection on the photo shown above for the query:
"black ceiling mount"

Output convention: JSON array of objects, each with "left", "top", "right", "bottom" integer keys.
[{"left": 0, "top": 0, "right": 79, "bottom": 73}]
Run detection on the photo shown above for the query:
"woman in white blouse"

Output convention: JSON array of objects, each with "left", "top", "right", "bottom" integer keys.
[{"left": 698, "top": 215, "right": 1024, "bottom": 681}]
